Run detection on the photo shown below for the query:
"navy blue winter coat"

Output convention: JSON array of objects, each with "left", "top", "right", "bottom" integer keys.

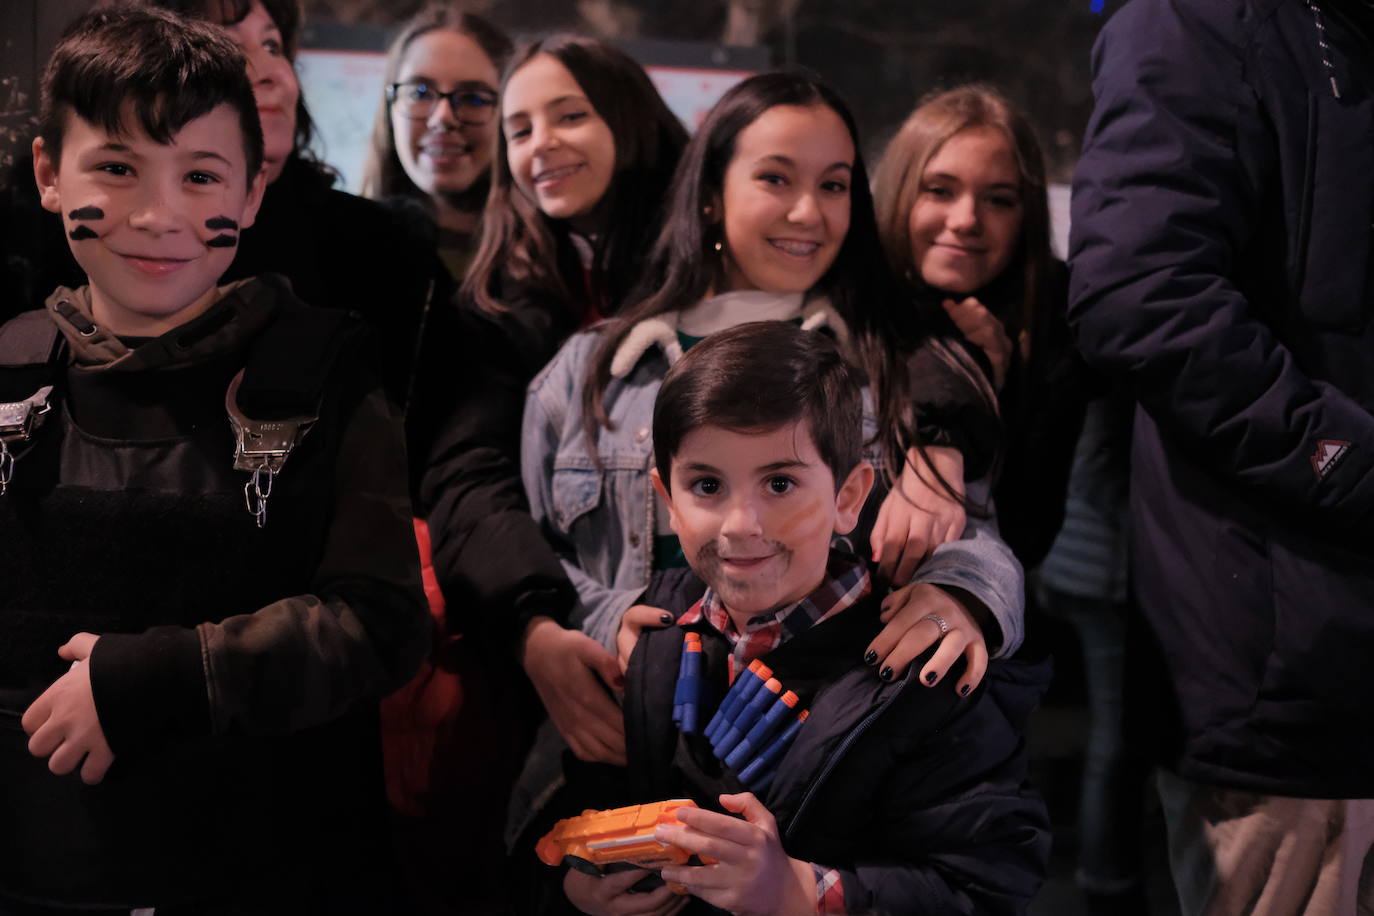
[
  {"left": 621, "top": 566, "right": 1049, "bottom": 915},
  {"left": 1069, "top": 0, "right": 1374, "bottom": 797}
]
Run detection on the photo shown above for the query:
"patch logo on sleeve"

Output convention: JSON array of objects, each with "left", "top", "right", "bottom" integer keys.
[{"left": 1311, "top": 439, "right": 1352, "bottom": 480}]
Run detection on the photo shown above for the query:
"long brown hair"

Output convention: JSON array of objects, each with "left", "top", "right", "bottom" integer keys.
[
  {"left": 358, "top": 4, "right": 511, "bottom": 207},
  {"left": 873, "top": 84, "right": 1053, "bottom": 348},
  {"left": 462, "top": 35, "right": 688, "bottom": 318}
]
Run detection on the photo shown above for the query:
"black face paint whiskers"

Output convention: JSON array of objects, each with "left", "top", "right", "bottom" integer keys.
[
  {"left": 68, "top": 206, "right": 104, "bottom": 239},
  {"left": 204, "top": 216, "right": 239, "bottom": 248}
]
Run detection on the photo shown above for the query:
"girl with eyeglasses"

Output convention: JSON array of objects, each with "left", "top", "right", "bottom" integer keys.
[{"left": 361, "top": 4, "right": 512, "bottom": 283}]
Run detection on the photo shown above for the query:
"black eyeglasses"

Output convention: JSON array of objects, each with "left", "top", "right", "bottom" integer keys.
[{"left": 387, "top": 80, "right": 498, "bottom": 124}]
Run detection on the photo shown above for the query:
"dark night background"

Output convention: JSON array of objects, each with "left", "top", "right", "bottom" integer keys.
[{"left": 3, "top": 0, "right": 1118, "bottom": 181}]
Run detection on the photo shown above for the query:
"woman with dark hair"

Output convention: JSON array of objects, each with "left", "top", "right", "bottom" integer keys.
[
  {"left": 418, "top": 36, "right": 690, "bottom": 765},
  {"left": 405, "top": 41, "right": 690, "bottom": 903},
  {"left": 876, "top": 87, "right": 1130, "bottom": 911},
  {"left": 148, "top": 0, "right": 443, "bottom": 410},
  {"left": 511, "top": 72, "right": 1027, "bottom": 858},
  {"left": 465, "top": 35, "right": 691, "bottom": 322},
  {"left": 360, "top": 3, "right": 512, "bottom": 281},
  {"left": 873, "top": 84, "right": 1093, "bottom": 567}
]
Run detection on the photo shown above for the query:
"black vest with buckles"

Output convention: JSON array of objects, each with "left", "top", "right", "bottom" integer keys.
[{"left": 0, "top": 278, "right": 364, "bottom": 907}]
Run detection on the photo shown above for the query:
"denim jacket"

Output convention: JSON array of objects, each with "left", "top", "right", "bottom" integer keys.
[{"left": 521, "top": 321, "right": 1026, "bottom": 657}]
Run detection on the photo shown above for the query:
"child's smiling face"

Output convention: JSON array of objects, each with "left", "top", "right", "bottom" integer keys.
[
  {"left": 35, "top": 102, "right": 266, "bottom": 337},
  {"left": 652, "top": 419, "right": 871, "bottom": 627}
]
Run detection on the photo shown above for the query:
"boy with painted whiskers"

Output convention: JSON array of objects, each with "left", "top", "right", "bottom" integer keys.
[
  {"left": 0, "top": 7, "right": 427, "bottom": 913},
  {"left": 558, "top": 321, "right": 1048, "bottom": 916}
]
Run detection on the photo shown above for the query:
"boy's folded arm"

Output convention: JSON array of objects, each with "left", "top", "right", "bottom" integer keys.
[
  {"left": 90, "top": 382, "right": 430, "bottom": 751},
  {"left": 907, "top": 487, "right": 1024, "bottom": 658}
]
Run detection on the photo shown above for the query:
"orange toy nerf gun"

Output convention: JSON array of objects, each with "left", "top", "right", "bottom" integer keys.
[{"left": 536, "top": 799, "right": 716, "bottom": 887}]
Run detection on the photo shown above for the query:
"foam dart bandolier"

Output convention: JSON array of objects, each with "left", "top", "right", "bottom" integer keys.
[{"left": 673, "top": 635, "right": 812, "bottom": 792}]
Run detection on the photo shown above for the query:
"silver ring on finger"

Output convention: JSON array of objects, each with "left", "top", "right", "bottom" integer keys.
[{"left": 921, "top": 613, "right": 950, "bottom": 638}]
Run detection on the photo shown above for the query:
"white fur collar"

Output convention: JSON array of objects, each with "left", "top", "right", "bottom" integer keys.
[{"left": 609, "top": 291, "right": 849, "bottom": 378}]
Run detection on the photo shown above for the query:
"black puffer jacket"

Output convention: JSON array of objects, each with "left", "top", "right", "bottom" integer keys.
[
  {"left": 1069, "top": 0, "right": 1374, "bottom": 796},
  {"left": 554, "top": 562, "right": 1050, "bottom": 915}
]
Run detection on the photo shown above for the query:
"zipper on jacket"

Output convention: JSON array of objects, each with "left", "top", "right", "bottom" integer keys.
[
  {"left": 640, "top": 449, "right": 654, "bottom": 583},
  {"left": 783, "top": 675, "right": 912, "bottom": 839},
  {"left": 1307, "top": 0, "right": 1344, "bottom": 99}
]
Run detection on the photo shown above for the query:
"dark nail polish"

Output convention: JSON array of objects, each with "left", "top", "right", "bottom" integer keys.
[
  {"left": 863, "top": 650, "right": 878, "bottom": 666},
  {"left": 924, "top": 671, "right": 937, "bottom": 685},
  {"left": 879, "top": 666, "right": 893, "bottom": 682},
  {"left": 959, "top": 684, "right": 971, "bottom": 697},
  {"left": 660, "top": 612, "right": 674, "bottom": 625}
]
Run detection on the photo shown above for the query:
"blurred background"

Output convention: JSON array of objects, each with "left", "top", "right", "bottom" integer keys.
[{"left": 2, "top": 0, "right": 1120, "bottom": 249}]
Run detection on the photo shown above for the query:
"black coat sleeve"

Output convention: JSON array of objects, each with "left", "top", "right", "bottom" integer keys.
[
  {"left": 995, "top": 267, "right": 1097, "bottom": 568},
  {"left": 903, "top": 325, "right": 1002, "bottom": 483},
  {"left": 417, "top": 296, "right": 579, "bottom": 645},
  {"left": 1068, "top": 0, "right": 1374, "bottom": 538}
]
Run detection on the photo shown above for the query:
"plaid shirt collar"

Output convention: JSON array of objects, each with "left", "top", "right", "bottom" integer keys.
[{"left": 677, "top": 552, "right": 870, "bottom": 682}]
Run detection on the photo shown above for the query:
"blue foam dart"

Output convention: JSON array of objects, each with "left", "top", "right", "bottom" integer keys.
[
  {"left": 725, "top": 689, "right": 798, "bottom": 771},
  {"left": 673, "top": 633, "right": 702, "bottom": 729},
  {"left": 706, "top": 660, "right": 770, "bottom": 744},
  {"left": 714, "top": 678, "right": 781, "bottom": 761},
  {"left": 680, "top": 641, "right": 703, "bottom": 734},
  {"left": 714, "top": 659, "right": 769, "bottom": 736},
  {"left": 739, "top": 709, "right": 810, "bottom": 791}
]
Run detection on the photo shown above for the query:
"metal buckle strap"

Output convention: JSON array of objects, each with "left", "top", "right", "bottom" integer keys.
[
  {"left": 0, "top": 440, "right": 13, "bottom": 496},
  {"left": 224, "top": 370, "right": 316, "bottom": 528},
  {"left": 0, "top": 385, "right": 54, "bottom": 495}
]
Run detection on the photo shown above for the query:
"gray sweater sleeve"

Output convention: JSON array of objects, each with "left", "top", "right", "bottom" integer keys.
[{"left": 909, "top": 480, "right": 1025, "bottom": 658}]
